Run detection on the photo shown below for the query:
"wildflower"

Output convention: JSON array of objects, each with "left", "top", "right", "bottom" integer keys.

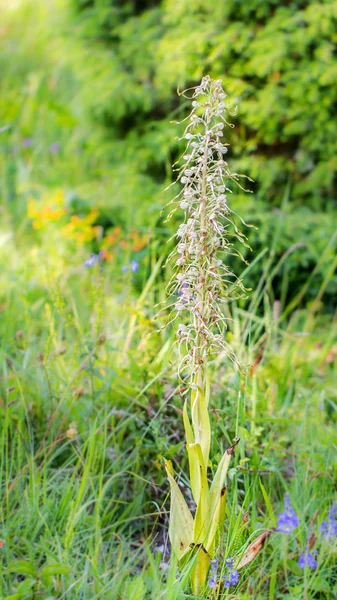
[
  {"left": 83, "top": 252, "right": 103, "bottom": 268},
  {"left": 121, "top": 260, "right": 139, "bottom": 273},
  {"left": 320, "top": 503, "right": 337, "bottom": 539},
  {"left": 0, "top": 541, "right": 4, "bottom": 548},
  {"left": 164, "top": 76, "right": 249, "bottom": 378},
  {"left": 208, "top": 559, "right": 218, "bottom": 590},
  {"left": 222, "top": 557, "right": 239, "bottom": 588},
  {"left": 208, "top": 577, "right": 217, "bottom": 589},
  {"left": 298, "top": 550, "right": 317, "bottom": 570},
  {"left": 22, "top": 137, "right": 33, "bottom": 147},
  {"left": 276, "top": 494, "right": 299, "bottom": 533},
  {"left": 49, "top": 141, "right": 60, "bottom": 154},
  {"left": 163, "top": 77, "right": 250, "bottom": 596},
  {"left": 130, "top": 260, "right": 139, "bottom": 273},
  {"left": 61, "top": 210, "right": 99, "bottom": 245}
]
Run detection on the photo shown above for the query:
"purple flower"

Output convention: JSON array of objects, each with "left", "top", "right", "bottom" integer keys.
[
  {"left": 208, "top": 558, "right": 218, "bottom": 589},
  {"left": 230, "top": 570, "right": 240, "bottom": 585},
  {"left": 130, "top": 260, "right": 139, "bottom": 273},
  {"left": 208, "top": 577, "right": 217, "bottom": 589},
  {"left": 276, "top": 494, "right": 299, "bottom": 533},
  {"left": 223, "top": 569, "right": 239, "bottom": 588},
  {"left": 222, "top": 557, "right": 239, "bottom": 589},
  {"left": 84, "top": 253, "right": 103, "bottom": 268},
  {"left": 298, "top": 550, "right": 317, "bottom": 570},
  {"left": 49, "top": 142, "right": 60, "bottom": 154},
  {"left": 122, "top": 260, "right": 140, "bottom": 274},
  {"left": 320, "top": 503, "right": 337, "bottom": 539},
  {"left": 22, "top": 137, "right": 33, "bottom": 148},
  {"left": 84, "top": 254, "right": 96, "bottom": 267}
]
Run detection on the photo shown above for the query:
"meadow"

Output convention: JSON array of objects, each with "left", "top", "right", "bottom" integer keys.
[{"left": 0, "top": 1, "right": 337, "bottom": 599}]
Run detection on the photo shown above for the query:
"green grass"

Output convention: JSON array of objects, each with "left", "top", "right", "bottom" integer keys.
[{"left": 0, "top": 223, "right": 337, "bottom": 599}]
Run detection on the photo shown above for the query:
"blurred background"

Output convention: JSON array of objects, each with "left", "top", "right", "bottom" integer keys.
[{"left": 1, "top": 0, "right": 336, "bottom": 309}]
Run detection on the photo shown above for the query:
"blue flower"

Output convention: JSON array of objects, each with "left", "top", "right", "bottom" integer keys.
[
  {"left": 130, "top": 260, "right": 139, "bottom": 273},
  {"left": 320, "top": 503, "right": 337, "bottom": 539},
  {"left": 230, "top": 570, "right": 240, "bottom": 585},
  {"left": 223, "top": 570, "right": 239, "bottom": 588},
  {"left": 298, "top": 550, "right": 317, "bottom": 570},
  {"left": 208, "top": 577, "right": 217, "bottom": 589},
  {"left": 122, "top": 260, "right": 139, "bottom": 273},
  {"left": 222, "top": 557, "right": 239, "bottom": 589},
  {"left": 83, "top": 253, "right": 103, "bottom": 268},
  {"left": 84, "top": 254, "right": 96, "bottom": 267},
  {"left": 208, "top": 559, "right": 219, "bottom": 589},
  {"left": 276, "top": 493, "right": 299, "bottom": 533},
  {"left": 210, "top": 558, "right": 219, "bottom": 572}
]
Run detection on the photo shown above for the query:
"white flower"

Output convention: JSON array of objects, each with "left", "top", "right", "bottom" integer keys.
[
  {"left": 163, "top": 76, "right": 250, "bottom": 374},
  {"left": 180, "top": 201, "right": 189, "bottom": 209}
]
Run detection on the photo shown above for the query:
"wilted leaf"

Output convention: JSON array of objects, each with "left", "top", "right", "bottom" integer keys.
[{"left": 237, "top": 530, "right": 272, "bottom": 569}]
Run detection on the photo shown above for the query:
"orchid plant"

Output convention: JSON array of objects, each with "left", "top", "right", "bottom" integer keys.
[{"left": 162, "top": 76, "right": 252, "bottom": 595}]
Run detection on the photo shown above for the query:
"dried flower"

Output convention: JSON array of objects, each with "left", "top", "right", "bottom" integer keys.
[{"left": 276, "top": 493, "right": 299, "bottom": 533}]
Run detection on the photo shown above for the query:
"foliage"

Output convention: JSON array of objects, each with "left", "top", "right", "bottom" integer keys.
[
  {"left": 1, "top": 0, "right": 337, "bottom": 307},
  {"left": 70, "top": 0, "right": 337, "bottom": 211}
]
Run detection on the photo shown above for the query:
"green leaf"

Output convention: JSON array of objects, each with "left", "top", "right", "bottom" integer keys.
[
  {"left": 260, "top": 479, "right": 276, "bottom": 527},
  {"left": 205, "top": 486, "right": 226, "bottom": 556},
  {"left": 209, "top": 445, "right": 233, "bottom": 498},
  {"left": 40, "top": 563, "right": 70, "bottom": 578},
  {"left": 183, "top": 398, "right": 194, "bottom": 444},
  {"left": 165, "top": 460, "right": 194, "bottom": 561},
  {"left": 190, "top": 544, "right": 210, "bottom": 597},
  {"left": 205, "top": 441, "right": 238, "bottom": 553},
  {"left": 187, "top": 444, "right": 209, "bottom": 545},
  {"left": 190, "top": 379, "right": 211, "bottom": 467},
  {"left": 186, "top": 442, "right": 207, "bottom": 505},
  {"left": 7, "top": 561, "right": 37, "bottom": 577}
]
